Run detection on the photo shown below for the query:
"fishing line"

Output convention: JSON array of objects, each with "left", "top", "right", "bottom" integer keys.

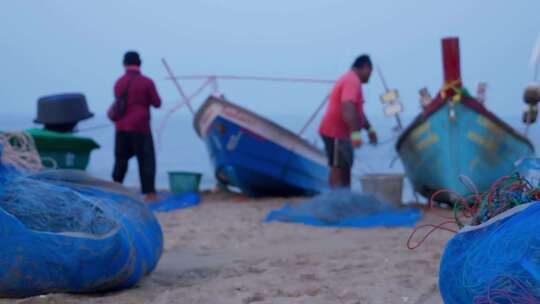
[{"left": 77, "top": 123, "right": 113, "bottom": 133}]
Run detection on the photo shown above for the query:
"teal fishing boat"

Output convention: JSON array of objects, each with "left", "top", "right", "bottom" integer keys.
[{"left": 397, "top": 38, "right": 534, "bottom": 201}]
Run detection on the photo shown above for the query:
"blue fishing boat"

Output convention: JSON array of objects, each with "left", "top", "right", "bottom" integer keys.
[
  {"left": 397, "top": 38, "right": 535, "bottom": 201},
  {"left": 194, "top": 95, "right": 329, "bottom": 196}
]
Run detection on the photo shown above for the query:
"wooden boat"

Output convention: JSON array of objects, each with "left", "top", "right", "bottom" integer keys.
[
  {"left": 397, "top": 38, "right": 535, "bottom": 201},
  {"left": 194, "top": 95, "right": 329, "bottom": 196}
]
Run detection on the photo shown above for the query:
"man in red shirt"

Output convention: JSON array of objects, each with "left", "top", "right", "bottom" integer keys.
[
  {"left": 112, "top": 51, "right": 161, "bottom": 201},
  {"left": 319, "top": 55, "right": 377, "bottom": 188}
]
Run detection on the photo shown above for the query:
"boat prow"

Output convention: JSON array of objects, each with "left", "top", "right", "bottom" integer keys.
[
  {"left": 398, "top": 95, "right": 534, "bottom": 200},
  {"left": 397, "top": 37, "right": 535, "bottom": 202}
]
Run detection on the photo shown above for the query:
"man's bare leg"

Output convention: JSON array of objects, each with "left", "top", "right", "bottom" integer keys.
[
  {"left": 329, "top": 167, "right": 342, "bottom": 188},
  {"left": 329, "top": 167, "right": 351, "bottom": 189},
  {"left": 341, "top": 167, "right": 351, "bottom": 188}
]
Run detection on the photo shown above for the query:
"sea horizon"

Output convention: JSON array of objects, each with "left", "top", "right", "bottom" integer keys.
[{"left": 1, "top": 109, "right": 538, "bottom": 202}]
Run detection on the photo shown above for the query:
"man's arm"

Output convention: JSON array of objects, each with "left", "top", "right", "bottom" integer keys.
[
  {"left": 362, "top": 113, "right": 377, "bottom": 145},
  {"left": 114, "top": 80, "right": 121, "bottom": 99},
  {"left": 355, "top": 98, "right": 377, "bottom": 145},
  {"left": 363, "top": 116, "right": 371, "bottom": 131},
  {"left": 341, "top": 101, "right": 361, "bottom": 132},
  {"left": 343, "top": 101, "right": 377, "bottom": 145},
  {"left": 148, "top": 80, "right": 162, "bottom": 108},
  {"left": 342, "top": 101, "right": 363, "bottom": 146}
]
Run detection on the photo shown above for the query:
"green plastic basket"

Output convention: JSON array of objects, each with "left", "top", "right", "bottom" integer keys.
[
  {"left": 168, "top": 171, "right": 202, "bottom": 194},
  {"left": 26, "top": 128, "right": 100, "bottom": 170}
]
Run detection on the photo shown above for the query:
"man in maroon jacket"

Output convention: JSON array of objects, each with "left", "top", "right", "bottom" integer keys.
[{"left": 112, "top": 51, "right": 161, "bottom": 201}]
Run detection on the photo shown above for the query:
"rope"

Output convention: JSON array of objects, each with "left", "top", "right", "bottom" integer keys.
[
  {"left": 0, "top": 132, "right": 53, "bottom": 172},
  {"left": 473, "top": 276, "right": 540, "bottom": 303},
  {"left": 159, "top": 65, "right": 403, "bottom": 176},
  {"left": 162, "top": 58, "right": 194, "bottom": 114},
  {"left": 156, "top": 78, "right": 216, "bottom": 148},
  {"left": 380, "top": 133, "right": 400, "bottom": 146},
  {"left": 76, "top": 97, "right": 201, "bottom": 135},
  {"left": 298, "top": 94, "right": 329, "bottom": 136},
  {"left": 408, "top": 173, "right": 540, "bottom": 250},
  {"left": 166, "top": 74, "right": 335, "bottom": 84},
  {"left": 160, "top": 63, "right": 335, "bottom": 142},
  {"left": 161, "top": 66, "right": 409, "bottom": 142},
  {"left": 77, "top": 123, "right": 113, "bottom": 133},
  {"left": 407, "top": 221, "right": 458, "bottom": 250}
]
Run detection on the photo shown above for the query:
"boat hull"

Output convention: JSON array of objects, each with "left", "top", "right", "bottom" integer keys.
[
  {"left": 397, "top": 97, "right": 534, "bottom": 201},
  {"left": 194, "top": 96, "right": 329, "bottom": 196}
]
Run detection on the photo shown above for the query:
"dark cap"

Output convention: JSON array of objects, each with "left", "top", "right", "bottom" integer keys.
[
  {"left": 352, "top": 55, "right": 372, "bottom": 69},
  {"left": 123, "top": 51, "right": 141, "bottom": 66}
]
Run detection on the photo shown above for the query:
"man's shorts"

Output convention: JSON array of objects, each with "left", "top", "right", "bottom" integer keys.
[{"left": 321, "top": 135, "right": 354, "bottom": 169}]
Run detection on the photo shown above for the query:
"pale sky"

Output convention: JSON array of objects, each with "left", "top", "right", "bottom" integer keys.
[{"left": 1, "top": 0, "right": 539, "bottom": 121}]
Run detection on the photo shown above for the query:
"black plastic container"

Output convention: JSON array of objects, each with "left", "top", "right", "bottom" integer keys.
[{"left": 34, "top": 93, "right": 94, "bottom": 132}]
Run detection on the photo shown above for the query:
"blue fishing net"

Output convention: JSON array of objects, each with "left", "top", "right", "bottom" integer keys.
[
  {"left": 0, "top": 147, "right": 163, "bottom": 298},
  {"left": 265, "top": 190, "right": 422, "bottom": 228},
  {"left": 0, "top": 175, "right": 117, "bottom": 235},
  {"left": 440, "top": 202, "right": 540, "bottom": 303}
]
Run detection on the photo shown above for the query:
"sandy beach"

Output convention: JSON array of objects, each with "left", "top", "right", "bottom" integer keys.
[
  {"left": 2, "top": 1, "right": 539, "bottom": 303},
  {"left": 4, "top": 194, "right": 453, "bottom": 304}
]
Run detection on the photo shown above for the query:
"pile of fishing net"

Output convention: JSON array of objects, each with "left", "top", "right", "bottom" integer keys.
[
  {"left": 411, "top": 168, "right": 540, "bottom": 303},
  {"left": 0, "top": 131, "right": 46, "bottom": 171},
  {"left": 516, "top": 157, "right": 540, "bottom": 188},
  {"left": 266, "top": 190, "right": 422, "bottom": 228},
  {"left": 0, "top": 143, "right": 163, "bottom": 298}
]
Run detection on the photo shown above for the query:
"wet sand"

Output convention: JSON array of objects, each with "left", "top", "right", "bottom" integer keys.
[{"left": 6, "top": 194, "right": 453, "bottom": 304}]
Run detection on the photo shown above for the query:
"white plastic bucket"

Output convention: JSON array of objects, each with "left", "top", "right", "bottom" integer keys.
[{"left": 360, "top": 173, "right": 404, "bottom": 206}]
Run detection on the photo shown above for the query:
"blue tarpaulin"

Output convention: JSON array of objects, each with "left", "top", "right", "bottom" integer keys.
[
  {"left": 150, "top": 192, "right": 201, "bottom": 212},
  {"left": 265, "top": 190, "right": 422, "bottom": 228}
]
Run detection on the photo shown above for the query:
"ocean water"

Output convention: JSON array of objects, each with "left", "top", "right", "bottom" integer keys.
[{"left": 1, "top": 110, "right": 539, "bottom": 202}]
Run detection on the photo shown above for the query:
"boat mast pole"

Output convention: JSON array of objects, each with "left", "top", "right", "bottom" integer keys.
[
  {"left": 377, "top": 66, "right": 390, "bottom": 92},
  {"left": 442, "top": 38, "right": 461, "bottom": 122},
  {"left": 525, "top": 65, "right": 537, "bottom": 136},
  {"left": 161, "top": 58, "right": 194, "bottom": 115},
  {"left": 376, "top": 66, "right": 403, "bottom": 130},
  {"left": 524, "top": 36, "right": 540, "bottom": 137},
  {"left": 533, "top": 51, "right": 540, "bottom": 83},
  {"left": 442, "top": 38, "right": 461, "bottom": 85},
  {"left": 532, "top": 34, "right": 540, "bottom": 82}
]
